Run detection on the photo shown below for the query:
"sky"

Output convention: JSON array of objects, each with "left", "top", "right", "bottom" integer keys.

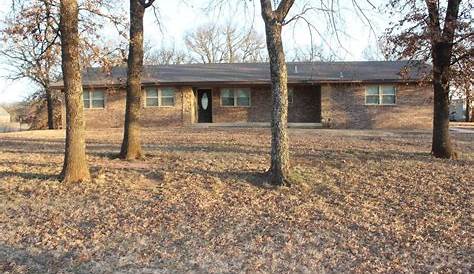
[{"left": 0, "top": 0, "right": 389, "bottom": 104}]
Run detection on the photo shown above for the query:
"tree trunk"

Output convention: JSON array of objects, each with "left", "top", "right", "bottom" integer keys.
[
  {"left": 263, "top": 22, "right": 290, "bottom": 185},
  {"left": 431, "top": 42, "right": 454, "bottom": 158},
  {"left": 120, "top": 0, "right": 145, "bottom": 160},
  {"left": 46, "top": 88, "right": 54, "bottom": 129},
  {"left": 44, "top": 1, "right": 57, "bottom": 131},
  {"left": 465, "top": 94, "right": 471, "bottom": 122},
  {"left": 426, "top": 0, "right": 461, "bottom": 159},
  {"left": 59, "top": 0, "right": 91, "bottom": 183}
]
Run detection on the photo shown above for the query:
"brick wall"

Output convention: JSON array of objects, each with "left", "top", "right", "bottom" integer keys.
[
  {"left": 321, "top": 83, "right": 433, "bottom": 129},
  {"left": 181, "top": 87, "right": 196, "bottom": 125},
  {"left": 288, "top": 85, "right": 321, "bottom": 123},
  {"left": 211, "top": 86, "right": 321, "bottom": 123},
  {"left": 78, "top": 86, "right": 193, "bottom": 128},
  {"left": 61, "top": 82, "right": 432, "bottom": 129}
]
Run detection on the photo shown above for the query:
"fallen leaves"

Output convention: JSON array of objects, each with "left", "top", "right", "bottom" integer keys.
[{"left": 0, "top": 127, "right": 472, "bottom": 273}]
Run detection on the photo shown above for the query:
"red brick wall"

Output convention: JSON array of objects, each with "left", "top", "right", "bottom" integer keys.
[
  {"left": 321, "top": 83, "right": 433, "bottom": 129},
  {"left": 64, "top": 82, "right": 432, "bottom": 129},
  {"left": 288, "top": 85, "right": 321, "bottom": 123},
  {"left": 211, "top": 86, "right": 321, "bottom": 123},
  {"left": 211, "top": 87, "right": 256, "bottom": 123},
  {"left": 79, "top": 86, "right": 193, "bottom": 128}
]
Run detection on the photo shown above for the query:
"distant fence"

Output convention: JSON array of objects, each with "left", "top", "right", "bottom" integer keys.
[{"left": 0, "top": 122, "right": 30, "bottom": 133}]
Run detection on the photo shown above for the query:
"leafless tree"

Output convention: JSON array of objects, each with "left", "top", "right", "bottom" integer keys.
[
  {"left": 1, "top": 0, "right": 127, "bottom": 129},
  {"left": 206, "top": 0, "right": 377, "bottom": 185},
  {"left": 120, "top": 0, "right": 156, "bottom": 160},
  {"left": 184, "top": 22, "right": 266, "bottom": 63},
  {"left": 144, "top": 44, "right": 190, "bottom": 65},
  {"left": 59, "top": 0, "right": 90, "bottom": 183},
  {"left": 258, "top": 0, "right": 295, "bottom": 185},
  {"left": 290, "top": 44, "right": 335, "bottom": 62}
]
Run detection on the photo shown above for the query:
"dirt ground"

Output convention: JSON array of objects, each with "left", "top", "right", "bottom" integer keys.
[{"left": 0, "top": 127, "right": 472, "bottom": 273}]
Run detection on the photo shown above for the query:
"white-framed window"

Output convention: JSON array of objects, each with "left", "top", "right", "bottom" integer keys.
[
  {"left": 221, "top": 88, "right": 251, "bottom": 107},
  {"left": 83, "top": 90, "right": 105, "bottom": 109},
  {"left": 365, "top": 85, "right": 396, "bottom": 105},
  {"left": 145, "top": 87, "right": 176, "bottom": 107}
]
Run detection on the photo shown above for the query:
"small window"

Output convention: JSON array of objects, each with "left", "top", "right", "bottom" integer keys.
[
  {"left": 288, "top": 88, "right": 294, "bottom": 104},
  {"left": 365, "top": 85, "right": 396, "bottom": 105},
  {"left": 83, "top": 90, "right": 105, "bottom": 109},
  {"left": 221, "top": 88, "right": 250, "bottom": 107},
  {"left": 161, "top": 88, "right": 175, "bottom": 106},
  {"left": 221, "top": 89, "right": 235, "bottom": 106},
  {"left": 145, "top": 88, "right": 159, "bottom": 107},
  {"left": 381, "top": 86, "right": 396, "bottom": 104},
  {"left": 237, "top": 89, "right": 250, "bottom": 106},
  {"left": 145, "top": 87, "right": 175, "bottom": 107}
]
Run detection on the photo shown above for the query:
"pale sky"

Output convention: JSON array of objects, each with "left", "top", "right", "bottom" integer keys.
[{"left": 0, "top": 0, "right": 388, "bottom": 104}]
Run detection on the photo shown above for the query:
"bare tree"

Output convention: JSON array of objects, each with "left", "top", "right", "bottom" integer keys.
[
  {"left": 120, "top": 0, "right": 156, "bottom": 160},
  {"left": 384, "top": 0, "right": 472, "bottom": 158},
  {"left": 205, "top": 0, "right": 377, "bottom": 185},
  {"left": 185, "top": 22, "right": 266, "bottom": 63},
  {"left": 259, "top": 0, "right": 295, "bottom": 185},
  {"left": 185, "top": 23, "right": 224, "bottom": 63},
  {"left": 1, "top": 0, "right": 60, "bottom": 129},
  {"left": 1, "top": 0, "right": 127, "bottom": 129},
  {"left": 59, "top": 0, "right": 90, "bottom": 183},
  {"left": 290, "top": 44, "right": 335, "bottom": 62},
  {"left": 144, "top": 44, "right": 190, "bottom": 65}
]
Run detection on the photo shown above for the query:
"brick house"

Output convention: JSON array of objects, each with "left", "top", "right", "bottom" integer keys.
[{"left": 52, "top": 61, "right": 433, "bottom": 129}]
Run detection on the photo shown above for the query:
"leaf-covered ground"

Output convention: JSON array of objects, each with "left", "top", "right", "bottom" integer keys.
[{"left": 0, "top": 127, "right": 472, "bottom": 273}]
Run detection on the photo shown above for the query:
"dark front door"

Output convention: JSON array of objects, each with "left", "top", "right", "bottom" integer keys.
[{"left": 197, "top": 89, "right": 212, "bottom": 123}]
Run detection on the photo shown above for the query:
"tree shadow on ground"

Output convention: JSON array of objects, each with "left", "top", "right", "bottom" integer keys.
[
  {"left": 0, "top": 137, "right": 267, "bottom": 157},
  {"left": 292, "top": 147, "right": 471, "bottom": 164},
  {"left": 190, "top": 168, "right": 277, "bottom": 189},
  {"left": 0, "top": 160, "right": 60, "bottom": 168},
  {"left": 0, "top": 243, "right": 75, "bottom": 273},
  {"left": 0, "top": 171, "right": 59, "bottom": 181}
]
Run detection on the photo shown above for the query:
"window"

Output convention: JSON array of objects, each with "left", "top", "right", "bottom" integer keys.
[
  {"left": 145, "top": 87, "right": 175, "bottom": 107},
  {"left": 83, "top": 90, "right": 105, "bottom": 109},
  {"left": 161, "top": 88, "right": 175, "bottom": 106},
  {"left": 146, "top": 88, "right": 159, "bottom": 107},
  {"left": 221, "top": 89, "right": 234, "bottom": 106},
  {"left": 365, "top": 85, "right": 396, "bottom": 105},
  {"left": 288, "top": 88, "right": 294, "bottom": 104},
  {"left": 221, "top": 88, "right": 251, "bottom": 107}
]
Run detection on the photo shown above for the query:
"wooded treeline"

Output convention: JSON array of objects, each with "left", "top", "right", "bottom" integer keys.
[{"left": 1, "top": 0, "right": 472, "bottom": 184}]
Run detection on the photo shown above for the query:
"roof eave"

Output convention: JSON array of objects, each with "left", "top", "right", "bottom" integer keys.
[{"left": 50, "top": 78, "right": 425, "bottom": 90}]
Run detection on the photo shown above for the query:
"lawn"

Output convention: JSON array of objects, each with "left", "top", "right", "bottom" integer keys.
[{"left": 0, "top": 127, "right": 472, "bottom": 273}]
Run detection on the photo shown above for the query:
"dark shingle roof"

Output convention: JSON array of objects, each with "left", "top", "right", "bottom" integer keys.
[{"left": 52, "top": 61, "right": 429, "bottom": 88}]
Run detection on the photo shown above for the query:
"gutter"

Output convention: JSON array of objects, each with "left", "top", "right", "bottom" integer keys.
[{"left": 50, "top": 78, "right": 426, "bottom": 90}]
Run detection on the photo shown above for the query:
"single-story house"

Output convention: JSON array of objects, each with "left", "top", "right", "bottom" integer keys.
[
  {"left": 51, "top": 61, "right": 433, "bottom": 129},
  {"left": 0, "top": 106, "right": 11, "bottom": 123}
]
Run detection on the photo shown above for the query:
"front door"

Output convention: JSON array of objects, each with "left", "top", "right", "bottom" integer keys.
[{"left": 197, "top": 89, "right": 212, "bottom": 123}]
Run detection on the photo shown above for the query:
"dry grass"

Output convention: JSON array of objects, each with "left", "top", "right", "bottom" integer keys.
[{"left": 0, "top": 127, "right": 473, "bottom": 273}]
